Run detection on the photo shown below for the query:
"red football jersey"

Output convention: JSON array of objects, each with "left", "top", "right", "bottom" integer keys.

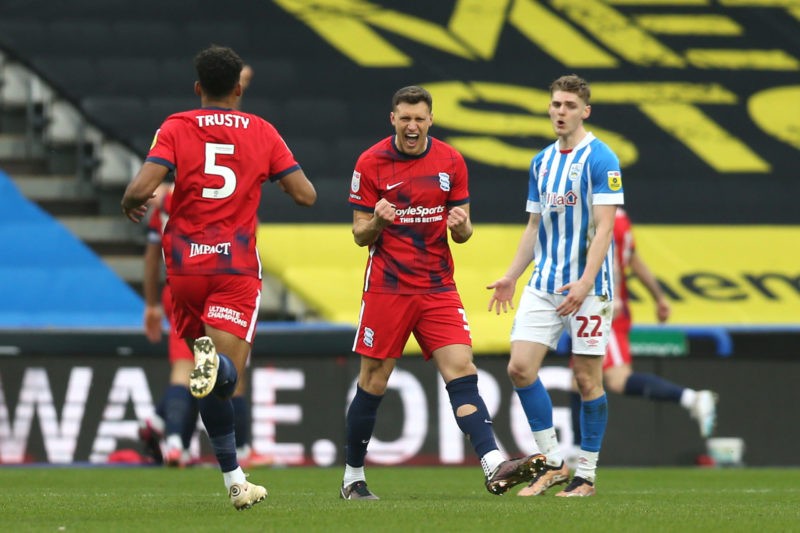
[
  {"left": 348, "top": 136, "right": 469, "bottom": 294},
  {"left": 146, "top": 107, "right": 299, "bottom": 278},
  {"left": 146, "top": 188, "right": 172, "bottom": 244},
  {"left": 614, "top": 208, "right": 635, "bottom": 318}
]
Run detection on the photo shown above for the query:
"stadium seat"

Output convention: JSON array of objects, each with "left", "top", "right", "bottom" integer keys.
[
  {"left": 96, "top": 58, "right": 160, "bottom": 97},
  {"left": 29, "top": 56, "right": 100, "bottom": 103},
  {"left": 112, "top": 20, "right": 188, "bottom": 58},
  {"left": 280, "top": 98, "right": 348, "bottom": 137},
  {"left": 184, "top": 21, "right": 252, "bottom": 57},
  {"left": 81, "top": 95, "right": 151, "bottom": 142},
  {"left": 240, "top": 98, "right": 284, "bottom": 126},
  {"left": 145, "top": 96, "right": 193, "bottom": 115},
  {"left": 46, "top": 20, "right": 115, "bottom": 56},
  {"left": 129, "top": 135, "right": 153, "bottom": 159},
  {"left": 241, "top": 58, "right": 300, "bottom": 99},
  {"left": 332, "top": 137, "right": 377, "bottom": 175},
  {"left": 145, "top": 96, "right": 198, "bottom": 124},
  {"left": 281, "top": 138, "right": 333, "bottom": 179},
  {"left": 0, "top": 19, "right": 49, "bottom": 56},
  {"left": 156, "top": 58, "right": 198, "bottom": 97}
]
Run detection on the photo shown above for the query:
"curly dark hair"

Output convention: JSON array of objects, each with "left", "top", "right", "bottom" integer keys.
[
  {"left": 550, "top": 74, "right": 591, "bottom": 104},
  {"left": 194, "top": 45, "right": 244, "bottom": 99}
]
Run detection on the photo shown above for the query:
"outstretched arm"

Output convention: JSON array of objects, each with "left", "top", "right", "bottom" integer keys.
[
  {"left": 629, "top": 250, "right": 671, "bottom": 323},
  {"left": 143, "top": 242, "right": 163, "bottom": 343},
  {"left": 487, "top": 212, "right": 540, "bottom": 314}
]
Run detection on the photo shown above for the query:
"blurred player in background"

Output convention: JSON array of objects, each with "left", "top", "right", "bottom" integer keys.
[
  {"left": 488, "top": 74, "right": 623, "bottom": 497},
  {"left": 342, "top": 85, "right": 545, "bottom": 501},
  {"left": 122, "top": 45, "right": 316, "bottom": 510},
  {"left": 137, "top": 182, "right": 198, "bottom": 467},
  {"left": 566, "top": 208, "right": 718, "bottom": 453}
]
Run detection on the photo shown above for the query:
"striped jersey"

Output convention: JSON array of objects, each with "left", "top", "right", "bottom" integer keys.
[
  {"left": 527, "top": 132, "right": 624, "bottom": 297},
  {"left": 348, "top": 135, "right": 469, "bottom": 294}
]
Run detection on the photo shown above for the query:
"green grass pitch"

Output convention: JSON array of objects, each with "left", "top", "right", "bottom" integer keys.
[{"left": 1, "top": 466, "right": 798, "bottom": 532}]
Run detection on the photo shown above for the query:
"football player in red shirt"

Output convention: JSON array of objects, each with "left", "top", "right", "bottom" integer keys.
[
  {"left": 122, "top": 45, "right": 315, "bottom": 510},
  {"left": 136, "top": 183, "right": 199, "bottom": 468},
  {"left": 340, "top": 85, "right": 545, "bottom": 500},
  {"left": 595, "top": 209, "right": 717, "bottom": 441},
  {"left": 560, "top": 209, "right": 718, "bottom": 462}
]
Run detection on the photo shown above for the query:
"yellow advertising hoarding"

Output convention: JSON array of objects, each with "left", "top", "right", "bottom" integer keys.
[
  {"left": 625, "top": 225, "right": 800, "bottom": 326},
  {"left": 258, "top": 224, "right": 800, "bottom": 354}
]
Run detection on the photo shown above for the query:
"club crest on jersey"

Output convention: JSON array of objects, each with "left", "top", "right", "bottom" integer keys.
[
  {"left": 568, "top": 163, "right": 583, "bottom": 181},
  {"left": 607, "top": 171, "right": 622, "bottom": 191},
  {"left": 351, "top": 170, "right": 361, "bottom": 192},
  {"left": 439, "top": 172, "right": 450, "bottom": 191},
  {"left": 362, "top": 327, "right": 374, "bottom": 348}
]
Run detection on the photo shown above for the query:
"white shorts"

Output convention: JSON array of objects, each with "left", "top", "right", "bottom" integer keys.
[{"left": 510, "top": 286, "right": 613, "bottom": 356}]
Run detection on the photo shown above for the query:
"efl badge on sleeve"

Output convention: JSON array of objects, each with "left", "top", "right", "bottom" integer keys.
[
  {"left": 149, "top": 129, "right": 160, "bottom": 150},
  {"left": 607, "top": 171, "right": 622, "bottom": 191},
  {"left": 351, "top": 171, "right": 361, "bottom": 192},
  {"left": 439, "top": 172, "right": 450, "bottom": 191}
]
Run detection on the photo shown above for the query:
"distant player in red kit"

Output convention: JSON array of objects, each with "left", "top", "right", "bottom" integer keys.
[
  {"left": 136, "top": 183, "right": 199, "bottom": 467},
  {"left": 339, "top": 85, "right": 545, "bottom": 501},
  {"left": 122, "top": 45, "right": 316, "bottom": 510},
  {"left": 564, "top": 209, "right": 718, "bottom": 460}
]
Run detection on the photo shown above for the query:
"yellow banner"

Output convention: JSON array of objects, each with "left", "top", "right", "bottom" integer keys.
[
  {"left": 625, "top": 225, "right": 800, "bottom": 326},
  {"left": 257, "top": 224, "right": 800, "bottom": 354}
]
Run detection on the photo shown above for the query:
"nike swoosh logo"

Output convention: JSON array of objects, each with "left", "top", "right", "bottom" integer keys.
[{"left": 386, "top": 182, "right": 404, "bottom": 190}]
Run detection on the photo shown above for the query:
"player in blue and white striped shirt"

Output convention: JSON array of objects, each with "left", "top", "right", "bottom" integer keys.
[{"left": 488, "top": 74, "right": 624, "bottom": 497}]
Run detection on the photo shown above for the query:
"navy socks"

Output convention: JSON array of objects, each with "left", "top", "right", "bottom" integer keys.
[
  {"left": 163, "top": 384, "right": 195, "bottom": 442},
  {"left": 446, "top": 374, "right": 498, "bottom": 457},
  {"left": 231, "top": 395, "right": 250, "bottom": 449},
  {"left": 199, "top": 394, "right": 238, "bottom": 472},
  {"left": 570, "top": 391, "right": 582, "bottom": 445},
  {"left": 213, "top": 352, "right": 238, "bottom": 399},
  {"left": 625, "top": 372, "right": 684, "bottom": 402},
  {"left": 345, "top": 385, "right": 383, "bottom": 467},
  {"left": 198, "top": 350, "right": 239, "bottom": 472}
]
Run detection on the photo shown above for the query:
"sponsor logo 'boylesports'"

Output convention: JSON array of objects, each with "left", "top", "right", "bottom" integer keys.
[{"left": 394, "top": 205, "right": 446, "bottom": 217}]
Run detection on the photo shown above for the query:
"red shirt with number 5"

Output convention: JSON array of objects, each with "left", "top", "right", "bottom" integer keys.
[{"left": 146, "top": 106, "right": 299, "bottom": 278}]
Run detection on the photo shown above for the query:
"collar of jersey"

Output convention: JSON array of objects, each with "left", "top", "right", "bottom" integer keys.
[{"left": 391, "top": 135, "right": 433, "bottom": 159}]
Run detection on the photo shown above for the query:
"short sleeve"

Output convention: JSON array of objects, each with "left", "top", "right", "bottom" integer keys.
[{"left": 590, "top": 143, "right": 624, "bottom": 205}]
